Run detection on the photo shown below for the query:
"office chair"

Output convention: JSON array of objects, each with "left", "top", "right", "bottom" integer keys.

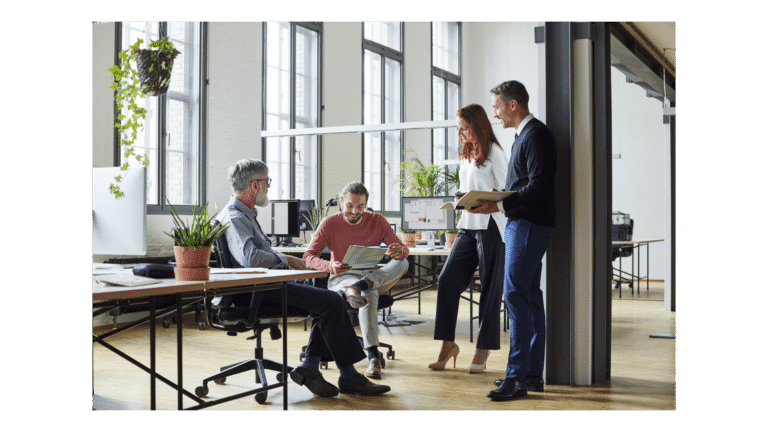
[
  {"left": 194, "top": 223, "right": 309, "bottom": 404},
  {"left": 301, "top": 275, "right": 396, "bottom": 367},
  {"left": 612, "top": 215, "right": 635, "bottom": 296}
]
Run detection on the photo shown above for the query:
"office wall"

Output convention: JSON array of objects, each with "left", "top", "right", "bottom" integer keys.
[
  {"left": 321, "top": 23, "right": 363, "bottom": 202},
  {"left": 207, "top": 23, "right": 263, "bottom": 212},
  {"left": 462, "top": 22, "right": 540, "bottom": 158},
  {"left": 611, "top": 67, "right": 667, "bottom": 279}
]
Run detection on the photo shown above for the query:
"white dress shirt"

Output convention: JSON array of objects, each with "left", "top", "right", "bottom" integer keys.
[{"left": 457, "top": 143, "right": 509, "bottom": 241}]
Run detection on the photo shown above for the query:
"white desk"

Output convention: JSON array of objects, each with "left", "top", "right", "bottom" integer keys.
[{"left": 93, "top": 269, "right": 326, "bottom": 410}]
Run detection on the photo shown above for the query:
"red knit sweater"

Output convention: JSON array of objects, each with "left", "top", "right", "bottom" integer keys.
[{"left": 302, "top": 212, "right": 409, "bottom": 273}]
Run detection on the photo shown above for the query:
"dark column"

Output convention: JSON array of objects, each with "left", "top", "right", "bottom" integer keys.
[
  {"left": 592, "top": 22, "right": 612, "bottom": 384},
  {"left": 544, "top": 22, "right": 574, "bottom": 386}
]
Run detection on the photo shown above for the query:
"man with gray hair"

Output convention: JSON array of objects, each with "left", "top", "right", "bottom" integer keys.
[
  {"left": 303, "top": 181, "right": 409, "bottom": 380},
  {"left": 216, "top": 160, "right": 391, "bottom": 397},
  {"left": 471, "top": 81, "right": 557, "bottom": 401}
]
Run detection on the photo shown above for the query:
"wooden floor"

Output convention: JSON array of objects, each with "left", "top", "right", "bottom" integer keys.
[{"left": 93, "top": 282, "right": 675, "bottom": 411}]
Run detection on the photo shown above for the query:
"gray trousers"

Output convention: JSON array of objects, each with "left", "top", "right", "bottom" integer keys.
[{"left": 328, "top": 259, "right": 409, "bottom": 349}]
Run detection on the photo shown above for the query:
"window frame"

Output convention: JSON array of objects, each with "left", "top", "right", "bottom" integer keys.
[
  {"left": 261, "top": 21, "right": 323, "bottom": 203},
  {"left": 114, "top": 22, "right": 208, "bottom": 216},
  {"left": 431, "top": 22, "right": 462, "bottom": 165},
  {"left": 362, "top": 22, "right": 404, "bottom": 217}
]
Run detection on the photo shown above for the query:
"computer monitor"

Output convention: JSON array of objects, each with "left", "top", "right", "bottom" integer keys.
[
  {"left": 401, "top": 196, "right": 456, "bottom": 248},
  {"left": 93, "top": 167, "right": 147, "bottom": 256},
  {"left": 255, "top": 199, "right": 300, "bottom": 246},
  {"left": 298, "top": 199, "right": 315, "bottom": 232}
]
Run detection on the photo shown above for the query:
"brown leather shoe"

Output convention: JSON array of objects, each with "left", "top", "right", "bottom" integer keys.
[{"left": 365, "top": 357, "right": 382, "bottom": 379}]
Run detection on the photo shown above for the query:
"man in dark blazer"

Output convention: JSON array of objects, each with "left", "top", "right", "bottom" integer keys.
[{"left": 469, "top": 80, "right": 557, "bottom": 401}]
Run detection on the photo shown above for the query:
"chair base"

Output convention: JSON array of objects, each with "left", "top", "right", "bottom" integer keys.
[{"left": 195, "top": 357, "right": 291, "bottom": 404}]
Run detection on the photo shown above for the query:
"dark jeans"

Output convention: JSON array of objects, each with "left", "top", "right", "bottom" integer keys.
[
  {"left": 503, "top": 219, "right": 554, "bottom": 381},
  {"left": 433, "top": 218, "right": 505, "bottom": 350},
  {"left": 255, "top": 282, "right": 366, "bottom": 369}
]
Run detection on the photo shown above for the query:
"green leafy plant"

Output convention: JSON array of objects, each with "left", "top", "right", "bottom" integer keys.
[
  {"left": 108, "top": 37, "right": 180, "bottom": 198},
  {"left": 447, "top": 210, "right": 462, "bottom": 234},
  {"left": 164, "top": 201, "right": 228, "bottom": 248},
  {"left": 307, "top": 203, "right": 331, "bottom": 231},
  {"left": 400, "top": 156, "right": 447, "bottom": 197}
]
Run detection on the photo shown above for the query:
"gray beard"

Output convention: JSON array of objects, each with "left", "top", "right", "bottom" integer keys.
[{"left": 255, "top": 194, "right": 270, "bottom": 207}]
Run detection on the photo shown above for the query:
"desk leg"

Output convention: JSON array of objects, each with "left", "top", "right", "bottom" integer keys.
[
  {"left": 282, "top": 282, "right": 288, "bottom": 411},
  {"left": 177, "top": 294, "right": 183, "bottom": 410},
  {"left": 646, "top": 242, "right": 650, "bottom": 292},
  {"left": 150, "top": 296, "right": 156, "bottom": 410}
]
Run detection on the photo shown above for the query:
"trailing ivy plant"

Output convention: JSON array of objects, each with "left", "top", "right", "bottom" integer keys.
[{"left": 108, "top": 37, "right": 180, "bottom": 198}]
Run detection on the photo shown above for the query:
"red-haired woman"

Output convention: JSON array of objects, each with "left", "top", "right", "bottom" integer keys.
[{"left": 429, "top": 103, "right": 509, "bottom": 373}]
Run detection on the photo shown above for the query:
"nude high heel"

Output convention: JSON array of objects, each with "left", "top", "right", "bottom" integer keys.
[
  {"left": 468, "top": 349, "right": 489, "bottom": 373},
  {"left": 468, "top": 362, "right": 486, "bottom": 373},
  {"left": 428, "top": 344, "right": 460, "bottom": 370}
]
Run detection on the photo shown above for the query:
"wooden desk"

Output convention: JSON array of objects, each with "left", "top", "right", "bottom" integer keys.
[
  {"left": 611, "top": 239, "right": 664, "bottom": 298},
  {"left": 92, "top": 269, "right": 325, "bottom": 410}
]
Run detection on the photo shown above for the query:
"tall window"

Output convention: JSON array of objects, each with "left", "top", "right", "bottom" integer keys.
[
  {"left": 262, "top": 22, "right": 321, "bottom": 202},
  {"left": 118, "top": 22, "right": 206, "bottom": 213},
  {"left": 432, "top": 22, "right": 461, "bottom": 177},
  {"left": 363, "top": 22, "right": 403, "bottom": 213}
]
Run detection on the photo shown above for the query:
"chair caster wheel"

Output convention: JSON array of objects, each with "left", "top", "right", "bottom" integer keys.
[
  {"left": 255, "top": 392, "right": 267, "bottom": 404},
  {"left": 195, "top": 386, "right": 209, "bottom": 397},
  {"left": 276, "top": 372, "right": 286, "bottom": 382},
  {"left": 198, "top": 322, "right": 206, "bottom": 330},
  {"left": 162, "top": 320, "right": 171, "bottom": 329},
  {"left": 214, "top": 377, "right": 226, "bottom": 385},
  {"left": 387, "top": 351, "right": 395, "bottom": 360},
  {"left": 320, "top": 361, "right": 328, "bottom": 369}
]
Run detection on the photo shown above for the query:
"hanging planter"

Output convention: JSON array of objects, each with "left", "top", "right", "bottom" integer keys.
[
  {"left": 108, "top": 37, "right": 180, "bottom": 198},
  {"left": 135, "top": 48, "right": 177, "bottom": 96}
]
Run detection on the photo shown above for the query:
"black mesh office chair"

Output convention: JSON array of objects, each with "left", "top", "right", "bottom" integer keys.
[
  {"left": 194, "top": 224, "right": 309, "bottom": 404},
  {"left": 612, "top": 214, "right": 635, "bottom": 296}
]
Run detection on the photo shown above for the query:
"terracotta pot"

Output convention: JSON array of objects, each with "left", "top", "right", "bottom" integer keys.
[
  {"left": 444, "top": 233, "right": 457, "bottom": 249},
  {"left": 401, "top": 232, "right": 417, "bottom": 247},
  {"left": 174, "top": 266, "right": 211, "bottom": 281},
  {"left": 173, "top": 246, "right": 212, "bottom": 269}
]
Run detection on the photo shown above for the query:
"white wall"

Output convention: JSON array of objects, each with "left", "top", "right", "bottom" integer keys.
[
  {"left": 321, "top": 22, "right": 363, "bottom": 202},
  {"left": 206, "top": 22, "right": 263, "bottom": 212},
  {"left": 611, "top": 67, "right": 668, "bottom": 279},
  {"left": 462, "top": 22, "right": 540, "bottom": 157}
]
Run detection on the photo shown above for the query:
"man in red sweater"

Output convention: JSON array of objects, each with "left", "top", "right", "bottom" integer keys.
[{"left": 303, "top": 182, "right": 409, "bottom": 379}]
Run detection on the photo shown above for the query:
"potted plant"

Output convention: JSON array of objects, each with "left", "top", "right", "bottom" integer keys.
[
  {"left": 108, "top": 37, "right": 181, "bottom": 198},
  {"left": 307, "top": 202, "right": 331, "bottom": 232},
  {"left": 400, "top": 229, "right": 417, "bottom": 247},
  {"left": 164, "top": 201, "right": 229, "bottom": 281},
  {"left": 444, "top": 211, "right": 461, "bottom": 248},
  {"left": 400, "top": 152, "right": 451, "bottom": 241}
]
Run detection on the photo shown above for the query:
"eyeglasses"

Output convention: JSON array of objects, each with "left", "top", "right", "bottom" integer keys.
[{"left": 252, "top": 177, "right": 272, "bottom": 187}]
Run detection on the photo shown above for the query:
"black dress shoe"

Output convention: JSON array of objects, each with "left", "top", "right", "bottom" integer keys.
[
  {"left": 487, "top": 379, "right": 527, "bottom": 401},
  {"left": 338, "top": 373, "right": 391, "bottom": 396},
  {"left": 289, "top": 366, "right": 339, "bottom": 397},
  {"left": 494, "top": 377, "right": 544, "bottom": 392}
]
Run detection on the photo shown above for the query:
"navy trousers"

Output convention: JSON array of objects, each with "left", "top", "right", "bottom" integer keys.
[
  {"left": 434, "top": 218, "right": 505, "bottom": 350},
  {"left": 253, "top": 282, "right": 367, "bottom": 369},
  {"left": 503, "top": 219, "right": 554, "bottom": 381}
]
